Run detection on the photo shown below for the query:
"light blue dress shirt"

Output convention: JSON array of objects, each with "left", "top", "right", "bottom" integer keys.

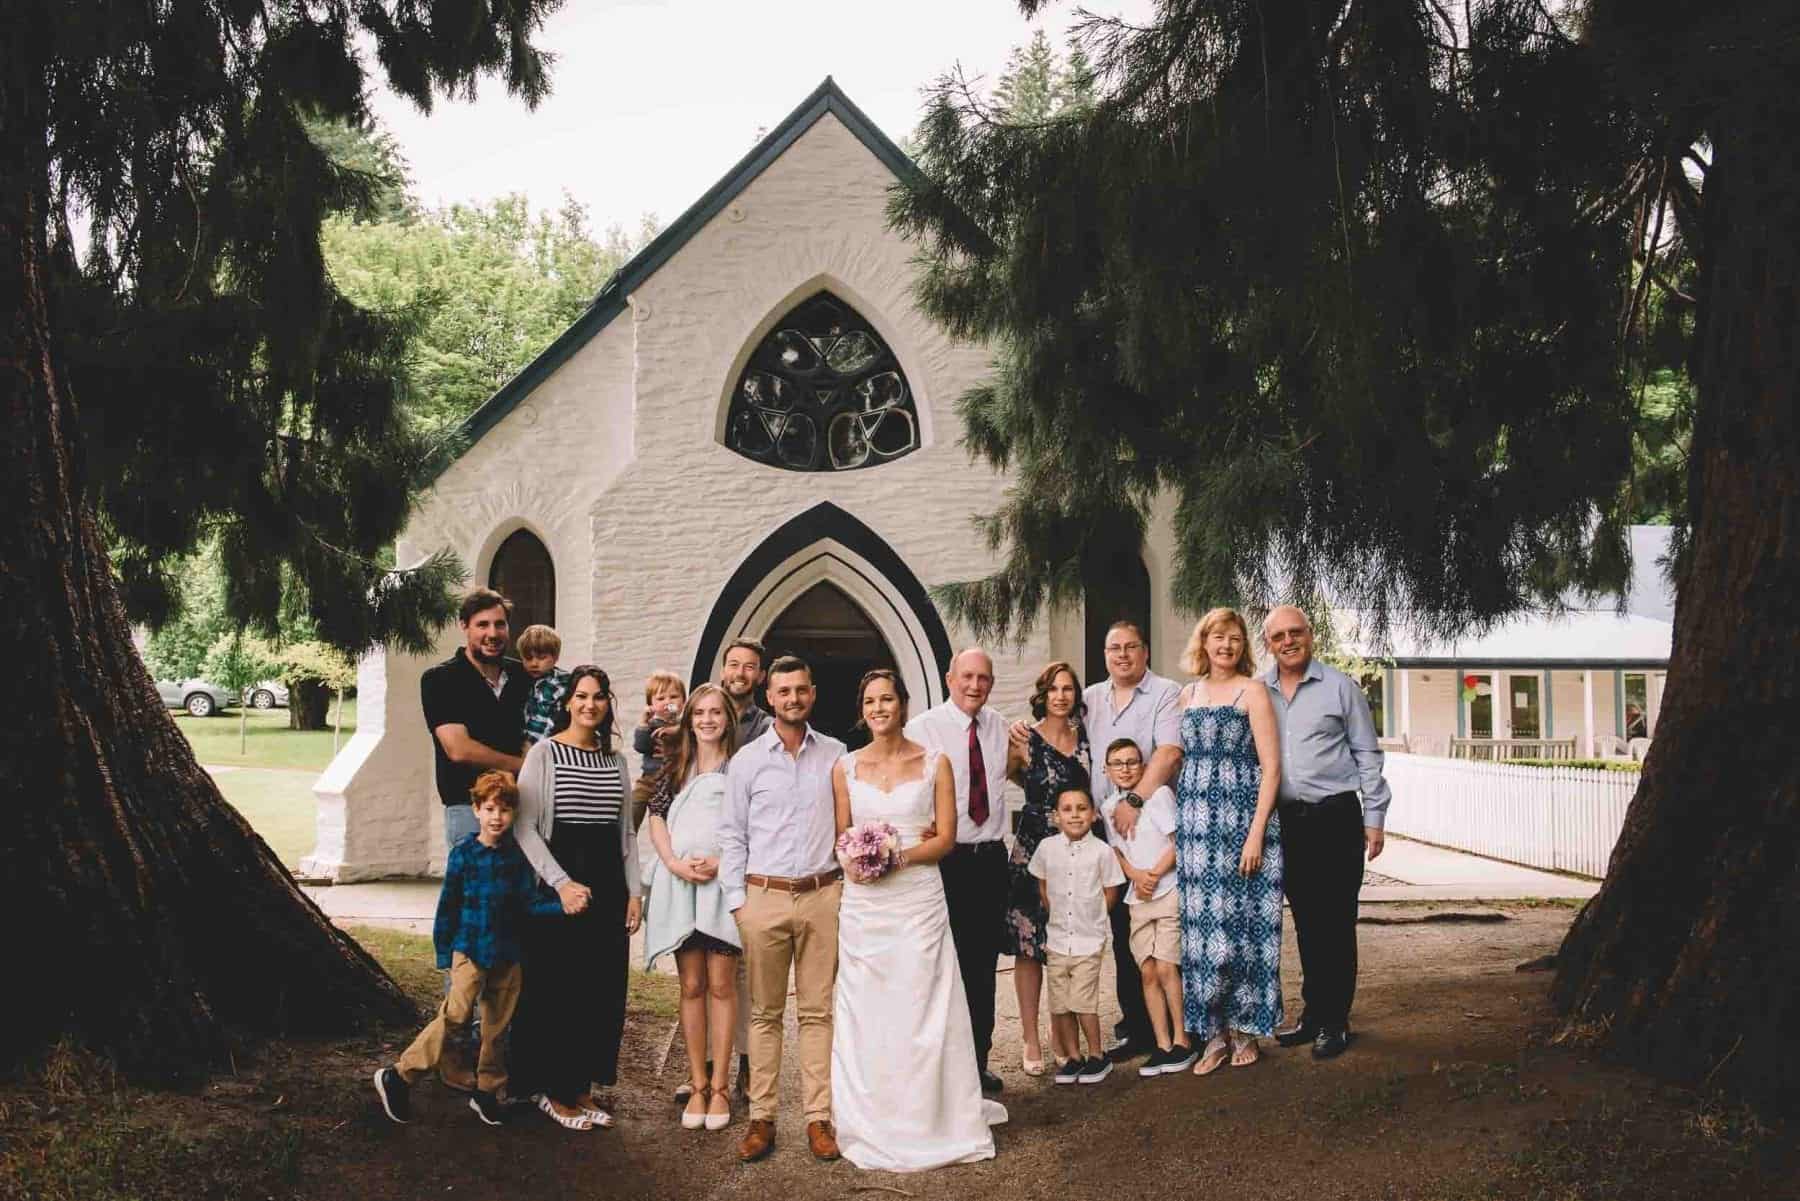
[
  {"left": 718, "top": 723, "right": 845, "bottom": 911},
  {"left": 1082, "top": 669, "right": 1183, "bottom": 813},
  {"left": 1260, "top": 658, "right": 1392, "bottom": 828}
]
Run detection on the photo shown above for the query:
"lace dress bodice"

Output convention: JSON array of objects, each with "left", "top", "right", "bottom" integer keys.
[{"left": 843, "top": 750, "right": 940, "bottom": 847}]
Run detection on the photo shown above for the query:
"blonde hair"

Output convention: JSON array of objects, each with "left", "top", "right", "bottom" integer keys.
[
  {"left": 1180, "top": 607, "right": 1256, "bottom": 677},
  {"left": 667, "top": 684, "right": 741, "bottom": 790},
  {"left": 643, "top": 670, "right": 686, "bottom": 704},
  {"left": 516, "top": 624, "right": 561, "bottom": 658}
]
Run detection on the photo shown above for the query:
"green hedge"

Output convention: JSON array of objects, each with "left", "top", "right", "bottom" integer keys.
[{"left": 1505, "top": 758, "right": 1642, "bottom": 772}]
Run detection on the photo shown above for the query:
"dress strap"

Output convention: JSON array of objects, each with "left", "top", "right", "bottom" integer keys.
[
  {"left": 842, "top": 750, "right": 860, "bottom": 783},
  {"left": 1229, "top": 686, "right": 1247, "bottom": 708}
]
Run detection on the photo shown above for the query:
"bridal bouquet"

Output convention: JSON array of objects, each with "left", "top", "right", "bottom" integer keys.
[{"left": 836, "top": 820, "right": 902, "bottom": 884}]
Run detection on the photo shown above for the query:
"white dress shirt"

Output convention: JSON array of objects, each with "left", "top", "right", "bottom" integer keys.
[
  {"left": 1106, "top": 785, "right": 1178, "bottom": 905},
  {"left": 904, "top": 699, "right": 1011, "bottom": 844},
  {"left": 1028, "top": 833, "right": 1126, "bottom": 955},
  {"left": 718, "top": 724, "right": 845, "bottom": 912}
]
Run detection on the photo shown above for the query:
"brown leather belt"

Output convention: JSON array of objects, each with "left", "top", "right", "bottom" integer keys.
[{"left": 745, "top": 870, "right": 843, "bottom": 894}]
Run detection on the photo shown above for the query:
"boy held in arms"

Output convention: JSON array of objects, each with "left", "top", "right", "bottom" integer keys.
[
  {"left": 1028, "top": 786, "right": 1125, "bottom": 1086},
  {"left": 1103, "top": 738, "right": 1197, "bottom": 1076},
  {"left": 519, "top": 625, "right": 570, "bottom": 747},
  {"left": 631, "top": 670, "right": 687, "bottom": 827},
  {"left": 374, "top": 771, "right": 562, "bottom": 1126}
]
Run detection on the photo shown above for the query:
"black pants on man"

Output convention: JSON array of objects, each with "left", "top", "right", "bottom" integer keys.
[
  {"left": 1279, "top": 791, "right": 1366, "bottom": 1032},
  {"left": 941, "top": 840, "right": 1008, "bottom": 1069}
]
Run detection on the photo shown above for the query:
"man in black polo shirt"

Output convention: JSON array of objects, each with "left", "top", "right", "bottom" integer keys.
[{"left": 422, "top": 588, "right": 531, "bottom": 853}]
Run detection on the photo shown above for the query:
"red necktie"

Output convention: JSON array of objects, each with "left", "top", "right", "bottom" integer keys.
[{"left": 968, "top": 718, "right": 990, "bottom": 827}]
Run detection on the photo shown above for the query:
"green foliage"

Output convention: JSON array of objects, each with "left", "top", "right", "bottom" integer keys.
[
  {"left": 23, "top": 0, "right": 559, "bottom": 654},
  {"left": 201, "top": 632, "right": 280, "bottom": 696},
  {"left": 302, "top": 115, "right": 414, "bottom": 224},
  {"left": 892, "top": 1, "right": 1690, "bottom": 644},
  {"left": 269, "top": 641, "right": 357, "bottom": 691},
  {"left": 323, "top": 198, "right": 653, "bottom": 434},
  {"left": 991, "top": 29, "right": 1096, "bottom": 125}
]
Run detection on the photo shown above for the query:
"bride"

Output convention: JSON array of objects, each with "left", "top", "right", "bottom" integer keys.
[{"left": 830, "top": 668, "right": 1006, "bottom": 1172}]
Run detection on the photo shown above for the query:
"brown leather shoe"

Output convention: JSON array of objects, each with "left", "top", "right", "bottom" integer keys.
[
  {"left": 806, "top": 1119, "right": 841, "bottom": 1161},
  {"left": 738, "top": 1118, "right": 775, "bottom": 1162}
]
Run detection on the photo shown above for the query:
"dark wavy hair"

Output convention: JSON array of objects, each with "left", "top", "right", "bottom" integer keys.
[
  {"left": 854, "top": 667, "right": 910, "bottom": 731},
  {"left": 555, "top": 664, "right": 617, "bottom": 753},
  {"left": 1029, "top": 660, "right": 1088, "bottom": 721}
]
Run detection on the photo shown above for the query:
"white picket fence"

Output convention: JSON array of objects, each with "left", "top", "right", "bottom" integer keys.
[{"left": 1382, "top": 754, "right": 1639, "bottom": 878}]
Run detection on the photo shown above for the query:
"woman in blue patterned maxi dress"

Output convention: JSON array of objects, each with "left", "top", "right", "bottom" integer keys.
[{"left": 1174, "top": 607, "right": 1285, "bottom": 1074}]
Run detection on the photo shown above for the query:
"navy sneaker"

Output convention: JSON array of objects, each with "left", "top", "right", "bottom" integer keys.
[
  {"left": 1163, "top": 1043, "right": 1199, "bottom": 1073},
  {"left": 373, "top": 1067, "right": 411, "bottom": 1124},
  {"left": 1138, "top": 1047, "right": 1171, "bottom": 1077},
  {"left": 1077, "top": 1056, "right": 1113, "bottom": 1084},
  {"left": 1052, "top": 1058, "right": 1081, "bottom": 1085},
  {"left": 469, "top": 1089, "right": 506, "bottom": 1126}
]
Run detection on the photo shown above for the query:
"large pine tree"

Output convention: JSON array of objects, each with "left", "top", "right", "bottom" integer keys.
[
  {"left": 893, "top": 1, "right": 1799, "bottom": 1107},
  {"left": 2, "top": 2, "right": 560, "bottom": 1081}
]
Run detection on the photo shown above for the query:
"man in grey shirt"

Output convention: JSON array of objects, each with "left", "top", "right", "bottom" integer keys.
[{"left": 1260, "top": 604, "right": 1391, "bottom": 1060}]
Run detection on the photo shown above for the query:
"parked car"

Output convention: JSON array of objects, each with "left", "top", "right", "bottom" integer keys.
[
  {"left": 245, "top": 680, "right": 290, "bottom": 710},
  {"left": 156, "top": 678, "right": 238, "bottom": 718}
]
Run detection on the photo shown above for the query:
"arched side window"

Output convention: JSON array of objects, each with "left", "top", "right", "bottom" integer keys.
[
  {"left": 488, "top": 529, "right": 555, "bottom": 653},
  {"left": 724, "top": 291, "right": 920, "bottom": 472}
]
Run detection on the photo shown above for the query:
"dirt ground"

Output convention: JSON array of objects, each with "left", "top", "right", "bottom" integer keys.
[{"left": 5, "top": 905, "right": 1795, "bottom": 1201}]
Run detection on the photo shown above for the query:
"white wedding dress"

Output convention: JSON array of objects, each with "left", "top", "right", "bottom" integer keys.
[{"left": 832, "top": 750, "right": 1006, "bottom": 1172}]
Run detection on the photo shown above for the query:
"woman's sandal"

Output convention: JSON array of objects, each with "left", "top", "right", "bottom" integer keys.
[
  {"left": 703, "top": 1087, "right": 731, "bottom": 1132},
  {"left": 578, "top": 1096, "right": 616, "bottom": 1129},
  {"left": 1229, "top": 1032, "right": 1260, "bottom": 1068},
  {"left": 681, "top": 1086, "right": 708, "bottom": 1131},
  {"left": 1194, "top": 1036, "right": 1231, "bottom": 1077},
  {"left": 537, "top": 1094, "right": 595, "bottom": 1131}
]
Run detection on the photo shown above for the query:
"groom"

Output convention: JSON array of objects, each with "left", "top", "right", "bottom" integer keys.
[{"left": 719, "top": 654, "right": 846, "bottom": 1163}]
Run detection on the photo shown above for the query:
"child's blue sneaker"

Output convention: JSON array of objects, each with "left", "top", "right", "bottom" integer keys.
[
  {"left": 469, "top": 1089, "right": 506, "bottom": 1126},
  {"left": 374, "top": 1067, "right": 411, "bottom": 1123},
  {"left": 1052, "top": 1058, "right": 1081, "bottom": 1085}
]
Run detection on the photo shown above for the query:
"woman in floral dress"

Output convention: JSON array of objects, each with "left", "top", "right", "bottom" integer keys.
[
  {"left": 1004, "top": 660, "right": 1090, "bottom": 1074},
  {"left": 1174, "top": 608, "right": 1284, "bottom": 1076}
]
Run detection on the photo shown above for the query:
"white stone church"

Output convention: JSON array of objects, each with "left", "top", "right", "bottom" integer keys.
[{"left": 301, "top": 79, "right": 1193, "bottom": 881}]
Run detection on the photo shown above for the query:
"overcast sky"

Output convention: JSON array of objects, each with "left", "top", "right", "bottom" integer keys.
[{"left": 367, "top": 0, "right": 1151, "bottom": 232}]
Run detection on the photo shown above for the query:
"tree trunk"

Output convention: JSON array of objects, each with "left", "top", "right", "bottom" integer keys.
[
  {"left": 288, "top": 678, "right": 332, "bottom": 730},
  {"left": 1553, "top": 86, "right": 1800, "bottom": 1111},
  {"left": 1, "top": 69, "right": 412, "bottom": 1084}
]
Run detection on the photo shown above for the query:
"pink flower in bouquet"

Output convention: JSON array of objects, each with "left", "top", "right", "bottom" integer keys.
[{"left": 836, "top": 820, "right": 902, "bottom": 884}]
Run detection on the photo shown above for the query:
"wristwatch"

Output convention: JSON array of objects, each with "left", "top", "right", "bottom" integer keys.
[{"left": 1122, "top": 791, "right": 1145, "bottom": 810}]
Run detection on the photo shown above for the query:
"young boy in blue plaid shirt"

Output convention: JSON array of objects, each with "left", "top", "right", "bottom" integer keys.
[
  {"left": 374, "top": 771, "right": 561, "bottom": 1125},
  {"left": 518, "top": 625, "right": 569, "bottom": 746}
]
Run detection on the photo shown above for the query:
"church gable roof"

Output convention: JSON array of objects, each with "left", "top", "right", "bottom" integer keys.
[{"left": 442, "top": 78, "right": 923, "bottom": 470}]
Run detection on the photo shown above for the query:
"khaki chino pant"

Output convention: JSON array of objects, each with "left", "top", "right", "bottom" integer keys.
[
  {"left": 397, "top": 952, "right": 522, "bottom": 1095},
  {"left": 736, "top": 880, "right": 841, "bottom": 1122}
]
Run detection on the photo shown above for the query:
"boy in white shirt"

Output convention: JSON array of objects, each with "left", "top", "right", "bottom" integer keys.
[
  {"left": 1028, "top": 786, "right": 1125, "bottom": 1085},
  {"left": 1102, "top": 738, "right": 1197, "bottom": 1076}
]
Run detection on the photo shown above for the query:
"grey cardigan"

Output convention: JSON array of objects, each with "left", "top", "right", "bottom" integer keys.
[{"left": 515, "top": 734, "right": 643, "bottom": 897}]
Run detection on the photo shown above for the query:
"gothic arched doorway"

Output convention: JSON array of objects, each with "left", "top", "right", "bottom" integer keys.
[
  {"left": 488, "top": 528, "right": 554, "bottom": 655},
  {"left": 763, "top": 582, "right": 895, "bottom": 746}
]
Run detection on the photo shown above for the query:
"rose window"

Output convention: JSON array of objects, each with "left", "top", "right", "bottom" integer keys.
[{"left": 725, "top": 292, "right": 920, "bottom": 471}]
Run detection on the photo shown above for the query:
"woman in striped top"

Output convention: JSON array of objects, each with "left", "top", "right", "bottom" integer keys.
[{"left": 514, "top": 664, "right": 643, "bottom": 1130}]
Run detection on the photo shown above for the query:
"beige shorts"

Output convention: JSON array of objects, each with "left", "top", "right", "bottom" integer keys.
[
  {"left": 1128, "top": 888, "right": 1182, "bottom": 965},
  {"left": 1045, "top": 949, "right": 1105, "bottom": 1015}
]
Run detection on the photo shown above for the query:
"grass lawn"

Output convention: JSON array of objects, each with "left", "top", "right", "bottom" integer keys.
[
  {"left": 174, "top": 697, "right": 358, "bottom": 772},
  {"left": 213, "top": 769, "right": 319, "bottom": 870}
]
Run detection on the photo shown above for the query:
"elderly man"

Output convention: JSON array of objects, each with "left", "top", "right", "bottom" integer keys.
[
  {"left": 906, "top": 648, "right": 1012, "bottom": 1094},
  {"left": 1260, "top": 605, "right": 1392, "bottom": 1060}
]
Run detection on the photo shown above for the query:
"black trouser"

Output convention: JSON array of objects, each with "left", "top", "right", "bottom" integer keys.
[
  {"left": 1095, "top": 819, "right": 1153, "bottom": 1045},
  {"left": 941, "top": 840, "right": 1008, "bottom": 1069},
  {"left": 1279, "top": 792, "right": 1366, "bottom": 1032}
]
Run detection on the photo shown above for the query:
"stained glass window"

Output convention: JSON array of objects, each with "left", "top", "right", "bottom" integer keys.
[{"left": 725, "top": 292, "right": 920, "bottom": 471}]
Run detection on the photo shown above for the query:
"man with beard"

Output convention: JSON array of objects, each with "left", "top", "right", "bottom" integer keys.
[{"left": 422, "top": 588, "right": 531, "bottom": 853}]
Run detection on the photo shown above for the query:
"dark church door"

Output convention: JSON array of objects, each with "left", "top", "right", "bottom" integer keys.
[{"left": 762, "top": 582, "right": 895, "bottom": 748}]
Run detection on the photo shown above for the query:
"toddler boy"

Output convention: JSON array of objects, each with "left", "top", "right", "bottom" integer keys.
[
  {"left": 631, "top": 670, "right": 686, "bottom": 827},
  {"left": 1029, "top": 786, "right": 1125, "bottom": 1086},
  {"left": 1103, "top": 737, "right": 1196, "bottom": 1076},
  {"left": 374, "top": 771, "right": 560, "bottom": 1126},
  {"left": 518, "top": 624, "right": 569, "bottom": 746}
]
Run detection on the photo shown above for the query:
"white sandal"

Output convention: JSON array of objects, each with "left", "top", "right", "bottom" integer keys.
[
  {"left": 536, "top": 1094, "right": 595, "bottom": 1131},
  {"left": 578, "top": 1095, "right": 616, "bottom": 1129}
]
